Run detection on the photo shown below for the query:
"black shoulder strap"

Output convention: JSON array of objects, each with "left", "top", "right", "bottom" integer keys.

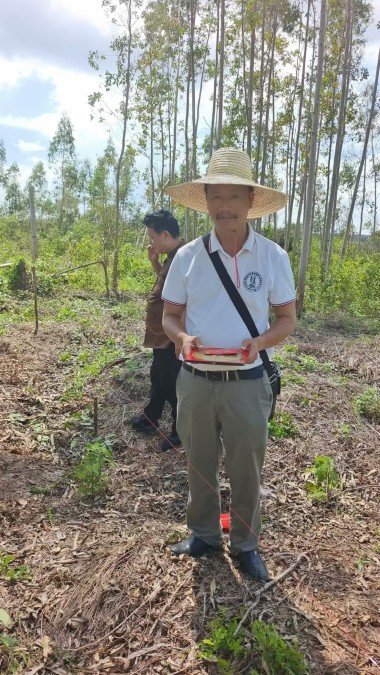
[{"left": 202, "top": 233, "right": 273, "bottom": 378}]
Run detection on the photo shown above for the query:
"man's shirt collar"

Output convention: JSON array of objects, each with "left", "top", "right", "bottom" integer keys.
[{"left": 210, "top": 224, "right": 256, "bottom": 255}]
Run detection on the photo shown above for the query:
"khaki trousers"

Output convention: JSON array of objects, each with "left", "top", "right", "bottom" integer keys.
[{"left": 176, "top": 367, "right": 273, "bottom": 553}]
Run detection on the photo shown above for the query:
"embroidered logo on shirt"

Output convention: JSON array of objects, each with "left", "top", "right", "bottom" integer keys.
[{"left": 243, "top": 271, "right": 263, "bottom": 292}]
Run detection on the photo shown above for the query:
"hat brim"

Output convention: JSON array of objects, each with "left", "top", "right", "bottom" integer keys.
[{"left": 165, "top": 175, "right": 287, "bottom": 218}]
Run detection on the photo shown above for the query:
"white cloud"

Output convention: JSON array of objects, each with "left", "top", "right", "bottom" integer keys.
[
  {"left": 53, "top": 0, "right": 111, "bottom": 34},
  {"left": 15, "top": 140, "right": 46, "bottom": 153}
]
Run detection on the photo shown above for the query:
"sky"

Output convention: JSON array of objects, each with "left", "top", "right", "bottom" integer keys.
[{"left": 1, "top": 0, "right": 380, "bottom": 188}]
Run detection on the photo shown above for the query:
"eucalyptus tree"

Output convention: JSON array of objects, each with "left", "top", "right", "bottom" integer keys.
[
  {"left": 89, "top": 0, "right": 141, "bottom": 292},
  {"left": 341, "top": 47, "right": 380, "bottom": 257},
  {"left": 48, "top": 113, "right": 78, "bottom": 232},
  {"left": 133, "top": 0, "right": 188, "bottom": 210},
  {"left": 27, "top": 161, "right": 49, "bottom": 229},
  {"left": 297, "top": 0, "right": 327, "bottom": 316}
]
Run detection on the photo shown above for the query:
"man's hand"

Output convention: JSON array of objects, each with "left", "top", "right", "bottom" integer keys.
[
  {"left": 147, "top": 244, "right": 162, "bottom": 274},
  {"left": 175, "top": 334, "right": 203, "bottom": 359},
  {"left": 242, "top": 337, "right": 261, "bottom": 364},
  {"left": 147, "top": 244, "right": 159, "bottom": 263}
]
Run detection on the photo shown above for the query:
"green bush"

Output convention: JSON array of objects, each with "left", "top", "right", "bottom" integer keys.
[
  {"left": 269, "top": 411, "right": 298, "bottom": 439},
  {"left": 74, "top": 438, "right": 114, "bottom": 498},
  {"left": 354, "top": 388, "right": 380, "bottom": 423},
  {"left": 304, "top": 455, "right": 341, "bottom": 502},
  {"left": 198, "top": 609, "right": 309, "bottom": 674}
]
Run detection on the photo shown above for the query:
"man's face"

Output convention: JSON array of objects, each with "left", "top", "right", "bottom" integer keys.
[
  {"left": 205, "top": 184, "right": 254, "bottom": 231},
  {"left": 147, "top": 227, "right": 171, "bottom": 254}
]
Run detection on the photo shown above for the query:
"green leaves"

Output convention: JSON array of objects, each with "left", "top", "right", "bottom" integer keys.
[
  {"left": 354, "top": 388, "right": 380, "bottom": 423},
  {"left": 304, "top": 455, "right": 341, "bottom": 502},
  {"left": 198, "top": 610, "right": 309, "bottom": 674},
  {"left": 74, "top": 438, "right": 115, "bottom": 498},
  {"left": 0, "top": 609, "right": 12, "bottom": 628}
]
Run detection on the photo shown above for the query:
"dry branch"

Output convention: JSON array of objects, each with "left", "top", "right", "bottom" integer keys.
[{"left": 234, "top": 553, "right": 308, "bottom": 635}]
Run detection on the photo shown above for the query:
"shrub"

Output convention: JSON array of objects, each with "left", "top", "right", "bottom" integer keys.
[
  {"left": 304, "top": 455, "right": 341, "bottom": 502},
  {"left": 354, "top": 388, "right": 380, "bottom": 423},
  {"left": 74, "top": 438, "right": 114, "bottom": 498}
]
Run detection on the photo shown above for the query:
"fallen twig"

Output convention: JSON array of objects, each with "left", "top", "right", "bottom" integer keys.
[
  {"left": 234, "top": 553, "right": 308, "bottom": 635},
  {"left": 364, "top": 420, "right": 380, "bottom": 438}
]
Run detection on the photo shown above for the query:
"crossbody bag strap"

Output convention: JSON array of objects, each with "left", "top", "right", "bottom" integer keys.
[{"left": 202, "top": 233, "right": 274, "bottom": 382}]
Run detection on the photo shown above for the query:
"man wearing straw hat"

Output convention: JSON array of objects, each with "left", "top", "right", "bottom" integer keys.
[{"left": 162, "top": 147, "right": 296, "bottom": 581}]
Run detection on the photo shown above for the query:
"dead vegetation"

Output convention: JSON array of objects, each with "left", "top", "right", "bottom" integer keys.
[{"left": 0, "top": 303, "right": 379, "bottom": 674}]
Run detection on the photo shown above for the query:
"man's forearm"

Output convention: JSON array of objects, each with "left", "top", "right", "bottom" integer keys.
[
  {"left": 162, "top": 313, "right": 187, "bottom": 344},
  {"left": 256, "top": 316, "right": 296, "bottom": 351}
]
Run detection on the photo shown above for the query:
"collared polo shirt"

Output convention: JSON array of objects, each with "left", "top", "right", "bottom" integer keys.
[{"left": 162, "top": 226, "right": 296, "bottom": 369}]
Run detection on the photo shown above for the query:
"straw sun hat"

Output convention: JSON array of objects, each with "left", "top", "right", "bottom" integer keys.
[{"left": 165, "top": 147, "right": 287, "bottom": 218}]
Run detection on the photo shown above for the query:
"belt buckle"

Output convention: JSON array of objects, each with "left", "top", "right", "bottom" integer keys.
[{"left": 206, "top": 370, "right": 222, "bottom": 382}]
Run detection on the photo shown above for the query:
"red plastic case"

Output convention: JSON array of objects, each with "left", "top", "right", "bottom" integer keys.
[{"left": 185, "top": 347, "right": 249, "bottom": 366}]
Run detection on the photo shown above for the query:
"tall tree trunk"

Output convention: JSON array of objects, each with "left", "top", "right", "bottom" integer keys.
[
  {"left": 371, "top": 128, "right": 378, "bottom": 237},
  {"left": 216, "top": 0, "right": 225, "bottom": 147},
  {"left": 284, "top": 50, "right": 301, "bottom": 250},
  {"left": 246, "top": 5, "right": 255, "bottom": 159},
  {"left": 321, "top": 0, "right": 352, "bottom": 274},
  {"left": 288, "top": 0, "right": 311, "bottom": 233},
  {"left": 358, "top": 155, "right": 367, "bottom": 249},
  {"left": 297, "top": 0, "right": 327, "bottom": 317},
  {"left": 255, "top": 0, "right": 266, "bottom": 182},
  {"left": 170, "top": 0, "right": 183, "bottom": 183},
  {"left": 260, "top": 16, "right": 276, "bottom": 186},
  {"left": 341, "top": 47, "right": 380, "bottom": 258},
  {"left": 112, "top": 0, "right": 132, "bottom": 294},
  {"left": 209, "top": 0, "right": 220, "bottom": 158}
]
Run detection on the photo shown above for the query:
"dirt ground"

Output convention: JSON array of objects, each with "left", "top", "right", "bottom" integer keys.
[{"left": 0, "top": 300, "right": 379, "bottom": 674}]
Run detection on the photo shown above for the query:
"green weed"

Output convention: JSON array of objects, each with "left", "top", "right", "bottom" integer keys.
[
  {"left": 336, "top": 423, "right": 351, "bottom": 438},
  {"left": 198, "top": 609, "right": 309, "bottom": 674},
  {"left": 250, "top": 619, "right": 309, "bottom": 674},
  {"left": 353, "top": 388, "right": 380, "bottom": 423},
  {"left": 59, "top": 351, "right": 72, "bottom": 363},
  {"left": 283, "top": 345, "right": 298, "bottom": 353},
  {"left": 198, "top": 608, "right": 247, "bottom": 674},
  {"left": 282, "top": 373, "right": 305, "bottom": 386},
  {"left": 304, "top": 455, "right": 341, "bottom": 502},
  {"left": 29, "top": 486, "right": 50, "bottom": 495},
  {"left": 46, "top": 508, "right": 55, "bottom": 526},
  {"left": 268, "top": 411, "right": 298, "bottom": 439},
  {"left": 74, "top": 438, "right": 114, "bottom": 498},
  {"left": 8, "top": 414, "right": 50, "bottom": 447},
  {"left": 64, "top": 410, "right": 93, "bottom": 431},
  {"left": 56, "top": 306, "right": 78, "bottom": 321},
  {"left": 0, "top": 555, "right": 31, "bottom": 584}
]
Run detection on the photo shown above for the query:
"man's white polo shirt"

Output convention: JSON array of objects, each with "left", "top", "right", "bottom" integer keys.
[{"left": 162, "top": 226, "right": 295, "bottom": 370}]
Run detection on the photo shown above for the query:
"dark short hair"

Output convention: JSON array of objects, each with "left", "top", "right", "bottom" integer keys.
[
  {"left": 204, "top": 184, "right": 254, "bottom": 195},
  {"left": 143, "top": 209, "right": 179, "bottom": 237}
]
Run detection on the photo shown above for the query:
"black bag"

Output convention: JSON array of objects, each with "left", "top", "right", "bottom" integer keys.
[{"left": 202, "top": 234, "right": 280, "bottom": 420}]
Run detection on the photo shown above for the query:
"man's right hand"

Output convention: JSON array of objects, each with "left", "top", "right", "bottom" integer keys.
[
  {"left": 175, "top": 334, "right": 203, "bottom": 359},
  {"left": 147, "top": 244, "right": 159, "bottom": 263}
]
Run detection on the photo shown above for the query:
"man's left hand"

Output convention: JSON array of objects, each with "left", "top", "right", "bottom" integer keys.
[{"left": 242, "top": 338, "right": 261, "bottom": 364}]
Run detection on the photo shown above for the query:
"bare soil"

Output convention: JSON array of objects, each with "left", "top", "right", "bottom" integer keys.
[{"left": 0, "top": 302, "right": 379, "bottom": 674}]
